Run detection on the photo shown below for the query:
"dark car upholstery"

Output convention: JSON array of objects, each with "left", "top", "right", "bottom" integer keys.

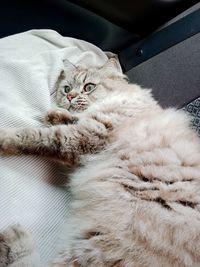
[
  {"left": 0, "top": 0, "right": 198, "bottom": 52},
  {"left": 68, "top": 0, "right": 199, "bottom": 35}
]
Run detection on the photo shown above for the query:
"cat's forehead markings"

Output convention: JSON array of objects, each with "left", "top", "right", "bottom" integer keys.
[{"left": 75, "top": 71, "right": 87, "bottom": 83}]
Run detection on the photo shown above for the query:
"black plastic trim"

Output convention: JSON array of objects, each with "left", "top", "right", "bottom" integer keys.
[{"left": 119, "top": 8, "right": 200, "bottom": 72}]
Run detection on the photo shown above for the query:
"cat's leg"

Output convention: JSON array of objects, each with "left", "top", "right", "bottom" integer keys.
[
  {"left": 44, "top": 109, "right": 78, "bottom": 126},
  {"left": 0, "top": 224, "right": 41, "bottom": 267},
  {"left": 0, "top": 118, "right": 110, "bottom": 165}
]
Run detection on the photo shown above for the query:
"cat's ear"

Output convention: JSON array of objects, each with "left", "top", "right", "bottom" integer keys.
[
  {"left": 103, "top": 58, "right": 122, "bottom": 73},
  {"left": 63, "top": 59, "right": 76, "bottom": 71}
]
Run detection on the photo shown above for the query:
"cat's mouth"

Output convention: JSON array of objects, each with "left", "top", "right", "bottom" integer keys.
[
  {"left": 68, "top": 97, "right": 89, "bottom": 112},
  {"left": 69, "top": 104, "right": 87, "bottom": 112},
  {"left": 57, "top": 96, "right": 89, "bottom": 112}
]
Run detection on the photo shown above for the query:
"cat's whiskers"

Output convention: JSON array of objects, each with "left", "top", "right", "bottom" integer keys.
[{"left": 71, "top": 104, "right": 83, "bottom": 112}]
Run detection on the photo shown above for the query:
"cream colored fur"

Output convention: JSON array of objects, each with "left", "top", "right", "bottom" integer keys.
[{"left": 0, "top": 59, "right": 200, "bottom": 267}]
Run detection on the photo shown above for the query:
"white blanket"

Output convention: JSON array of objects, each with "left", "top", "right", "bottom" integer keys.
[{"left": 0, "top": 30, "right": 114, "bottom": 264}]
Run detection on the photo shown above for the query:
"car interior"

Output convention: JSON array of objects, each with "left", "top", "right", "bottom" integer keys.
[{"left": 0, "top": 0, "right": 199, "bottom": 264}]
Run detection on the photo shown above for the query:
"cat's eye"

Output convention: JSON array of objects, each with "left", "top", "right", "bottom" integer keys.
[
  {"left": 64, "top": 85, "right": 71, "bottom": 93},
  {"left": 83, "top": 83, "right": 96, "bottom": 93}
]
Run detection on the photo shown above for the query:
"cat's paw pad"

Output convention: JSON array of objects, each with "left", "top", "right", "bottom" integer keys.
[
  {"left": 0, "top": 224, "right": 35, "bottom": 266},
  {"left": 44, "top": 110, "right": 78, "bottom": 126}
]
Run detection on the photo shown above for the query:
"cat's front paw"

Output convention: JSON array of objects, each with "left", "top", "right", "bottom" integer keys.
[
  {"left": 0, "top": 128, "right": 17, "bottom": 155},
  {"left": 0, "top": 224, "right": 37, "bottom": 267},
  {"left": 44, "top": 110, "right": 78, "bottom": 126},
  {"left": 0, "top": 128, "right": 24, "bottom": 156}
]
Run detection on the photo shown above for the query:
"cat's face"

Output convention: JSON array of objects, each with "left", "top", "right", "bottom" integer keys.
[{"left": 56, "top": 58, "right": 125, "bottom": 112}]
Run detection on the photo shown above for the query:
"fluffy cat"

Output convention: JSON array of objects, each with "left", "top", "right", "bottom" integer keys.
[{"left": 0, "top": 58, "right": 200, "bottom": 267}]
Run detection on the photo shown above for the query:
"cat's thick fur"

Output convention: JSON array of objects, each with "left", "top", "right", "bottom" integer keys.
[{"left": 0, "top": 59, "right": 200, "bottom": 267}]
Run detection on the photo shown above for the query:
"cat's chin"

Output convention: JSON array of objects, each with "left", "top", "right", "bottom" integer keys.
[{"left": 57, "top": 102, "right": 71, "bottom": 110}]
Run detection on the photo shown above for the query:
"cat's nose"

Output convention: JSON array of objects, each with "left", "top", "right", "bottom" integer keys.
[
  {"left": 67, "top": 95, "right": 73, "bottom": 101},
  {"left": 67, "top": 92, "right": 78, "bottom": 101}
]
